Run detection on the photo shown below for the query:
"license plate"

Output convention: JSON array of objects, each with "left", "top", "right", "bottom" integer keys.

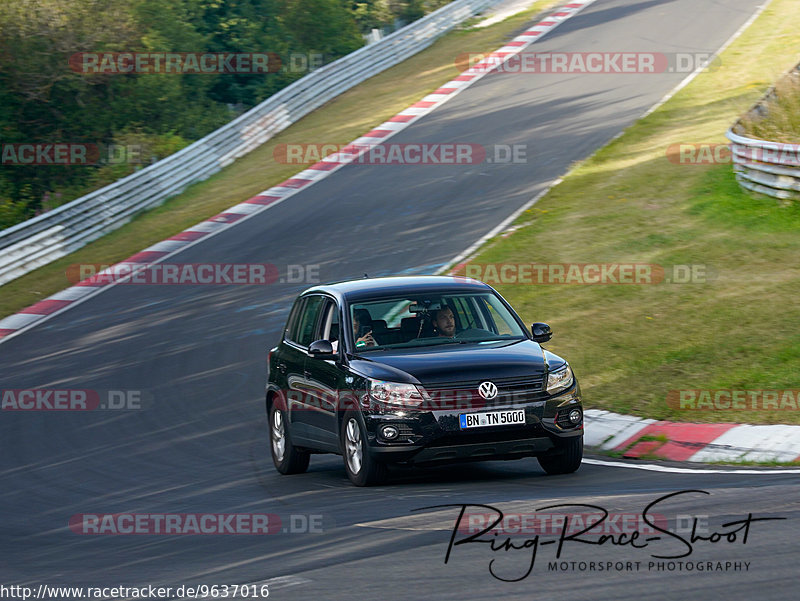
[{"left": 459, "top": 409, "right": 525, "bottom": 429}]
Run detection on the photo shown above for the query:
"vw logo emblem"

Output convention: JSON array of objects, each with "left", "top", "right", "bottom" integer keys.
[{"left": 478, "top": 381, "right": 498, "bottom": 400}]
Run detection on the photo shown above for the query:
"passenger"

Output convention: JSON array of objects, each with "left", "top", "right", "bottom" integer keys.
[
  {"left": 352, "top": 308, "right": 378, "bottom": 348},
  {"left": 331, "top": 309, "right": 378, "bottom": 352}
]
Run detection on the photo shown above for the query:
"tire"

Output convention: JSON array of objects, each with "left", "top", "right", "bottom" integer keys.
[
  {"left": 538, "top": 436, "right": 583, "bottom": 475},
  {"left": 269, "top": 401, "right": 310, "bottom": 475},
  {"left": 340, "top": 411, "right": 387, "bottom": 486}
]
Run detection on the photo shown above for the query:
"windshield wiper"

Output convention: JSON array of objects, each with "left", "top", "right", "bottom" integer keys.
[{"left": 422, "top": 339, "right": 470, "bottom": 346}]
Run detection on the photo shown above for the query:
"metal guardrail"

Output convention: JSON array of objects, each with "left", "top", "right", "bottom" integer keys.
[
  {"left": 0, "top": 0, "right": 500, "bottom": 285},
  {"left": 726, "top": 63, "right": 800, "bottom": 201}
]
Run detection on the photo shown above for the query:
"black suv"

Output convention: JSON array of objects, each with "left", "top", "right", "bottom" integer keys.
[{"left": 266, "top": 276, "right": 583, "bottom": 486}]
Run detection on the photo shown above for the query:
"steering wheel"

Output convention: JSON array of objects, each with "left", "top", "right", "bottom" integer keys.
[{"left": 455, "top": 328, "right": 494, "bottom": 339}]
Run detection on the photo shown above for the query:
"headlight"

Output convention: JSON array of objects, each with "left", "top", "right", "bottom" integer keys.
[
  {"left": 546, "top": 364, "right": 573, "bottom": 394},
  {"left": 369, "top": 379, "right": 424, "bottom": 409}
]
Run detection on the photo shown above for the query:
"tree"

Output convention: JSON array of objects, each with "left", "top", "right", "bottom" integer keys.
[{"left": 282, "top": 0, "right": 362, "bottom": 57}]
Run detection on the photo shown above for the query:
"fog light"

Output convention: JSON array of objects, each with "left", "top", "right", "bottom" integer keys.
[
  {"left": 380, "top": 425, "right": 399, "bottom": 440},
  {"left": 568, "top": 409, "right": 582, "bottom": 424}
]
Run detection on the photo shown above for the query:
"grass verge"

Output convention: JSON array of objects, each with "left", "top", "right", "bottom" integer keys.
[
  {"left": 462, "top": 0, "right": 800, "bottom": 424},
  {"left": 0, "top": 1, "right": 560, "bottom": 318},
  {"left": 740, "top": 67, "right": 800, "bottom": 142}
]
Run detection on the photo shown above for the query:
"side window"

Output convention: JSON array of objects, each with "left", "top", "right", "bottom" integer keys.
[
  {"left": 319, "top": 299, "right": 340, "bottom": 342},
  {"left": 296, "top": 295, "right": 325, "bottom": 347},
  {"left": 284, "top": 298, "right": 305, "bottom": 343},
  {"left": 482, "top": 298, "right": 513, "bottom": 335}
]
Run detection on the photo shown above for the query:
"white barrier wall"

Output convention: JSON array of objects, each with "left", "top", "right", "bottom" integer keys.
[{"left": 726, "top": 63, "right": 800, "bottom": 201}]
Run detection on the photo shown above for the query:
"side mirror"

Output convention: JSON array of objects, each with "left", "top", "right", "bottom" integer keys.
[
  {"left": 531, "top": 322, "right": 552, "bottom": 343},
  {"left": 308, "top": 339, "right": 335, "bottom": 358}
]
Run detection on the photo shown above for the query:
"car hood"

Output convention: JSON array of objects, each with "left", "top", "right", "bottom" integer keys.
[{"left": 348, "top": 339, "right": 556, "bottom": 385}]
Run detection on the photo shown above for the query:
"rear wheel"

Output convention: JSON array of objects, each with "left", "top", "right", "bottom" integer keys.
[
  {"left": 270, "top": 402, "right": 310, "bottom": 475},
  {"left": 341, "top": 411, "right": 387, "bottom": 486},
  {"left": 538, "top": 436, "right": 583, "bottom": 475}
]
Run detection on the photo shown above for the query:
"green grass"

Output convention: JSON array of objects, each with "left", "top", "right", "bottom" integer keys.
[
  {"left": 460, "top": 0, "right": 800, "bottom": 424},
  {"left": 0, "top": 0, "right": 561, "bottom": 318}
]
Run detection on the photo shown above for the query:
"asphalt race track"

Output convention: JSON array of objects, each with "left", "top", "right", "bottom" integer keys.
[{"left": 2, "top": 1, "right": 797, "bottom": 599}]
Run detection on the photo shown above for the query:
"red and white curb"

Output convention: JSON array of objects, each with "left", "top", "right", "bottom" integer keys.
[
  {"left": 0, "top": 0, "right": 598, "bottom": 345},
  {"left": 585, "top": 410, "right": 800, "bottom": 464}
]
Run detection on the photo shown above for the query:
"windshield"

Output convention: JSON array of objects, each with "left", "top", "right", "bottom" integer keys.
[{"left": 347, "top": 292, "right": 526, "bottom": 351}]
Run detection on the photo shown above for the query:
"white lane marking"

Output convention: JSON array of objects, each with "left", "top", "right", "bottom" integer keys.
[
  {"left": 224, "top": 202, "right": 268, "bottom": 214},
  {"left": 583, "top": 457, "right": 800, "bottom": 474},
  {"left": 397, "top": 107, "right": 431, "bottom": 115},
  {"left": 183, "top": 220, "right": 229, "bottom": 232},
  {"left": 47, "top": 287, "right": 97, "bottom": 301},
  {"left": 438, "top": 0, "right": 775, "bottom": 273},
  {"left": 0, "top": 2, "right": 598, "bottom": 346},
  {"left": 0, "top": 313, "right": 46, "bottom": 329},
  {"left": 290, "top": 169, "right": 331, "bottom": 181},
  {"left": 142, "top": 239, "right": 190, "bottom": 253},
  {"left": 640, "top": 0, "right": 774, "bottom": 120},
  {"left": 371, "top": 120, "right": 409, "bottom": 130}
]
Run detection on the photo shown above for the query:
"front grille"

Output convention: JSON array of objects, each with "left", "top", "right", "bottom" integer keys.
[
  {"left": 423, "top": 375, "right": 545, "bottom": 391},
  {"left": 421, "top": 375, "right": 547, "bottom": 407}
]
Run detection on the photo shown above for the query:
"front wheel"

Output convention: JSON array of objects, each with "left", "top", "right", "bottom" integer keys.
[
  {"left": 341, "top": 411, "right": 387, "bottom": 486},
  {"left": 538, "top": 436, "right": 583, "bottom": 475},
  {"left": 270, "top": 402, "right": 310, "bottom": 475}
]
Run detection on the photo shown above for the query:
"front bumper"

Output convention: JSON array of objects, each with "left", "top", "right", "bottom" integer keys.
[
  {"left": 362, "top": 384, "right": 583, "bottom": 464},
  {"left": 376, "top": 436, "right": 555, "bottom": 465}
]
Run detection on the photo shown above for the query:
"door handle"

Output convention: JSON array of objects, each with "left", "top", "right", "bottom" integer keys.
[
  {"left": 303, "top": 370, "right": 312, "bottom": 379},
  {"left": 277, "top": 363, "right": 287, "bottom": 374}
]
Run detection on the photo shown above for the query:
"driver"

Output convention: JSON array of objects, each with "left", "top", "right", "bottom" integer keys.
[{"left": 432, "top": 306, "right": 456, "bottom": 337}]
